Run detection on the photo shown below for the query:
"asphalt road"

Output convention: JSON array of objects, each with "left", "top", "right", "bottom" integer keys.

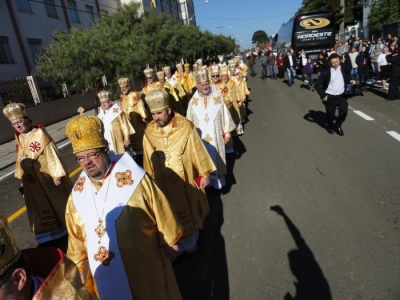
[{"left": 1, "top": 70, "right": 400, "bottom": 299}]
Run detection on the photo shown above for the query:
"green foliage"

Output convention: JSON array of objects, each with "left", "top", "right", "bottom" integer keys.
[
  {"left": 35, "top": 4, "right": 236, "bottom": 92},
  {"left": 252, "top": 30, "right": 269, "bottom": 48},
  {"left": 367, "top": 0, "right": 400, "bottom": 31}
]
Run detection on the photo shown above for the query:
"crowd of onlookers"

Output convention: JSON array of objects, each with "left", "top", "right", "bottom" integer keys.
[{"left": 245, "top": 34, "right": 400, "bottom": 100}]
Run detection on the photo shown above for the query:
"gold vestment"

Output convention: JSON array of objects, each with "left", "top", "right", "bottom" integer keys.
[
  {"left": 143, "top": 113, "right": 216, "bottom": 238},
  {"left": 66, "top": 173, "right": 183, "bottom": 300},
  {"left": 22, "top": 247, "right": 95, "bottom": 300},
  {"left": 98, "top": 109, "right": 135, "bottom": 155},
  {"left": 212, "top": 80, "right": 241, "bottom": 124},
  {"left": 120, "top": 91, "right": 148, "bottom": 152},
  {"left": 15, "top": 126, "right": 72, "bottom": 234}
]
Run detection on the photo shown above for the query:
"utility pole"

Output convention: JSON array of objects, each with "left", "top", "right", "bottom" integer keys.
[
  {"left": 216, "top": 26, "right": 223, "bottom": 35},
  {"left": 340, "top": 0, "right": 345, "bottom": 42}
]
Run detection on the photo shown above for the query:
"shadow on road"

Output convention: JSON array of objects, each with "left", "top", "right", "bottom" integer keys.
[
  {"left": 270, "top": 205, "right": 332, "bottom": 300},
  {"left": 303, "top": 110, "right": 332, "bottom": 134},
  {"left": 173, "top": 188, "right": 229, "bottom": 299}
]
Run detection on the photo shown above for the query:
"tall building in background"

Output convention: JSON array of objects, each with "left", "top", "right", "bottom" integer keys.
[{"left": 0, "top": 0, "right": 194, "bottom": 80}]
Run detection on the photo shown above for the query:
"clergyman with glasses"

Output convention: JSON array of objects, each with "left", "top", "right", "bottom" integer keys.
[{"left": 3, "top": 102, "right": 72, "bottom": 252}]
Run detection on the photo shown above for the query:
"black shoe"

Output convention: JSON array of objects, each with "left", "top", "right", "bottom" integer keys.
[
  {"left": 327, "top": 127, "right": 334, "bottom": 135},
  {"left": 335, "top": 125, "right": 344, "bottom": 136}
]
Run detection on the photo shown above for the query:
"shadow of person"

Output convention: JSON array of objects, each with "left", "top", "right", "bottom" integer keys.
[
  {"left": 270, "top": 205, "right": 332, "bottom": 300},
  {"left": 222, "top": 152, "right": 236, "bottom": 195},
  {"left": 303, "top": 110, "right": 332, "bottom": 134},
  {"left": 173, "top": 188, "right": 230, "bottom": 300}
]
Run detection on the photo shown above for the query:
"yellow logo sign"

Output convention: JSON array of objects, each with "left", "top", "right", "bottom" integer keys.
[{"left": 300, "top": 18, "right": 330, "bottom": 29}]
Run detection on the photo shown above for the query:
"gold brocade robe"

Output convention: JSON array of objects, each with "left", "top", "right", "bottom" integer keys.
[
  {"left": 120, "top": 91, "right": 148, "bottom": 153},
  {"left": 141, "top": 81, "right": 158, "bottom": 95},
  {"left": 185, "top": 71, "right": 196, "bottom": 91},
  {"left": 229, "top": 73, "right": 250, "bottom": 118},
  {"left": 174, "top": 71, "right": 190, "bottom": 93},
  {"left": 22, "top": 247, "right": 96, "bottom": 300},
  {"left": 211, "top": 80, "right": 241, "bottom": 125},
  {"left": 143, "top": 113, "right": 216, "bottom": 238},
  {"left": 15, "top": 126, "right": 72, "bottom": 234},
  {"left": 98, "top": 108, "right": 135, "bottom": 155},
  {"left": 66, "top": 173, "right": 183, "bottom": 300}
]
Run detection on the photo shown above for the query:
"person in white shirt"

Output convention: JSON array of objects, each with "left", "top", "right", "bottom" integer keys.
[{"left": 377, "top": 46, "right": 390, "bottom": 90}]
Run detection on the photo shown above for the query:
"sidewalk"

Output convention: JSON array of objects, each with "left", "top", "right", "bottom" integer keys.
[{"left": 0, "top": 108, "right": 98, "bottom": 181}]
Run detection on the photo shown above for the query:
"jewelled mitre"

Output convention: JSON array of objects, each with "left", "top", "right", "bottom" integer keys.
[
  {"left": 143, "top": 66, "right": 154, "bottom": 79},
  {"left": 192, "top": 63, "right": 198, "bottom": 70},
  {"left": 195, "top": 68, "right": 209, "bottom": 84},
  {"left": 0, "top": 209, "right": 21, "bottom": 276},
  {"left": 118, "top": 78, "right": 130, "bottom": 88},
  {"left": 3, "top": 103, "right": 27, "bottom": 122},
  {"left": 210, "top": 65, "right": 220, "bottom": 75},
  {"left": 65, "top": 108, "right": 107, "bottom": 154},
  {"left": 145, "top": 90, "right": 169, "bottom": 112},
  {"left": 220, "top": 66, "right": 229, "bottom": 75},
  {"left": 98, "top": 91, "right": 112, "bottom": 102},
  {"left": 184, "top": 62, "right": 190, "bottom": 69},
  {"left": 156, "top": 70, "right": 165, "bottom": 80}
]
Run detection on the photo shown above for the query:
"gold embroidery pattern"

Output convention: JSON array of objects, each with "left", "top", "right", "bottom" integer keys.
[
  {"left": 214, "top": 97, "right": 221, "bottom": 105},
  {"left": 94, "top": 246, "right": 115, "bottom": 266},
  {"left": 74, "top": 176, "right": 85, "bottom": 192},
  {"left": 192, "top": 97, "right": 199, "bottom": 106},
  {"left": 26, "top": 174, "right": 36, "bottom": 184},
  {"left": 115, "top": 170, "right": 134, "bottom": 188},
  {"left": 204, "top": 134, "right": 213, "bottom": 143}
]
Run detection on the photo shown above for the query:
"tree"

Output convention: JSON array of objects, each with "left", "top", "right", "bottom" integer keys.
[
  {"left": 367, "top": 0, "right": 400, "bottom": 31},
  {"left": 252, "top": 30, "right": 269, "bottom": 48}
]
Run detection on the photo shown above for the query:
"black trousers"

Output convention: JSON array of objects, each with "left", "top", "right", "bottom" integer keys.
[
  {"left": 358, "top": 65, "right": 369, "bottom": 84},
  {"left": 323, "top": 94, "right": 348, "bottom": 127},
  {"left": 388, "top": 75, "right": 400, "bottom": 99}
]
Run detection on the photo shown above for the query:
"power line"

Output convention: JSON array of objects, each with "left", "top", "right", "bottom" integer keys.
[{"left": 195, "top": 12, "right": 295, "bottom": 21}]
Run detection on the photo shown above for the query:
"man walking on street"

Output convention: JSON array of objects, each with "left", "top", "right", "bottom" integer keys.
[
  {"left": 284, "top": 50, "right": 297, "bottom": 87},
  {"left": 315, "top": 53, "right": 355, "bottom": 136}
]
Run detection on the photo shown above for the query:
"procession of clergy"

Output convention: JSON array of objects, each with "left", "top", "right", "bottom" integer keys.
[{"left": 0, "top": 55, "right": 250, "bottom": 299}]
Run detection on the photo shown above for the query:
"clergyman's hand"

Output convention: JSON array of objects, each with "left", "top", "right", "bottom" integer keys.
[
  {"left": 200, "top": 176, "right": 210, "bottom": 188},
  {"left": 164, "top": 244, "right": 179, "bottom": 263},
  {"left": 53, "top": 179, "right": 61, "bottom": 186}
]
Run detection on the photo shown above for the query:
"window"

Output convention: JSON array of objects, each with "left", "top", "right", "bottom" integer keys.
[
  {"left": 67, "top": 0, "right": 80, "bottom": 23},
  {"left": 44, "top": 0, "right": 58, "bottom": 18},
  {"left": 16, "top": 0, "right": 33, "bottom": 13},
  {"left": 27, "top": 39, "right": 42, "bottom": 63},
  {"left": 86, "top": 5, "right": 95, "bottom": 23},
  {"left": 100, "top": 10, "right": 108, "bottom": 17},
  {"left": 0, "top": 37, "right": 15, "bottom": 64}
]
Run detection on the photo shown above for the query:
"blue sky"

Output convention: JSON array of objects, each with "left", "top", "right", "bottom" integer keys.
[{"left": 193, "top": 0, "right": 303, "bottom": 50}]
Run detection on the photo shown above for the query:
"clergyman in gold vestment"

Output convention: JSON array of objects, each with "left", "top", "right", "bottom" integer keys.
[
  {"left": 143, "top": 90, "right": 216, "bottom": 254},
  {"left": 0, "top": 209, "right": 94, "bottom": 299},
  {"left": 3, "top": 103, "right": 72, "bottom": 252},
  {"left": 65, "top": 113, "right": 183, "bottom": 300}
]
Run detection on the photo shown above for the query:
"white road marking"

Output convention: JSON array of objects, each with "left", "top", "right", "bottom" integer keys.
[
  {"left": 57, "top": 141, "right": 71, "bottom": 149},
  {"left": 0, "top": 170, "right": 15, "bottom": 182},
  {"left": 387, "top": 131, "right": 400, "bottom": 142},
  {"left": 353, "top": 110, "right": 374, "bottom": 121}
]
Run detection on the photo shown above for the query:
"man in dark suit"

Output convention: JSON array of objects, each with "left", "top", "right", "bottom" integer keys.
[
  {"left": 284, "top": 50, "right": 297, "bottom": 86},
  {"left": 315, "top": 53, "right": 355, "bottom": 136},
  {"left": 386, "top": 48, "right": 400, "bottom": 100}
]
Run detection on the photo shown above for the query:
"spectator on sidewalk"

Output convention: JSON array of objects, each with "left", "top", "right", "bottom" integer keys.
[
  {"left": 371, "top": 42, "right": 382, "bottom": 81},
  {"left": 247, "top": 52, "right": 257, "bottom": 77},
  {"left": 377, "top": 46, "right": 390, "bottom": 90},
  {"left": 260, "top": 52, "right": 268, "bottom": 80},
  {"left": 385, "top": 47, "right": 400, "bottom": 100},
  {"left": 284, "top": 50, "right": 297, "bottom": 87},
  {"left": 267, "top": 51, "right": 277, "bottom": 79},
  {"left": 298, "top": 49, "right": 308, "bottom": 80},
  {"left": 356, "top": 46, "right": 370, "bottom": 86},
  {"left": 348, "top": 47, "right": 359, "bottom": 80},
  {"left": 304, "top": 58, "right": 316, "bottom": 91},
  {"left": 276, "top": 51, "right": 285, "bottom": 79},
  {"left": 316, "top": 52, "right": 329, "bottom": 78}
]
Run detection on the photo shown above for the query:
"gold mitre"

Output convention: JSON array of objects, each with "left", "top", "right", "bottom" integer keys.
[
  {"left": 192, "top": 63, "right": 198, "bottom": 70},
  {"left": 143, "top": 65, "right": 154, "bottom": 78},
  {"left": 3, "top": 103, "right": 27, "bottom": 122},
  {"left": 156, "top": 70, "right": 165, "bottom": 80},
  {"left": 184, "top": 62, "right": 190, "bottom": 69},
  {"left": 162, "top": 66, "right": 171, "bottom": 74},
  {"left": 98, "top": 91, "right": 111, "bottom": 102},
  {"left": 145, "top": 90, "right": 169, "bottom": 112},
  {"left": 65, "top": 108, "right": 107, "bottom": 154},
  {"left": 195, "top": 68, "right": 209, "bottom": 84},
  {"left": 220, "top": 66, "right": 229, "bottom": 75},
  {"left": 210, "top": 65, "right": 220, "bottom": 75},
  {"left": 118, "top": 78, "right": 130, "bottom": 88},
  {"left": 0, "top": 209, "right": 21, "bottom": 276}
]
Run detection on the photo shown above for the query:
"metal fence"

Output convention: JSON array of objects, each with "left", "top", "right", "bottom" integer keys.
[{"left": 0, "top": 78, "right": 36, "bottom": 107}]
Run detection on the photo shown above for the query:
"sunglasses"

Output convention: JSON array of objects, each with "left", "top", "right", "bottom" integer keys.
[{"left": 212, "top": 75, "right": 219, "bottom": 78}]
